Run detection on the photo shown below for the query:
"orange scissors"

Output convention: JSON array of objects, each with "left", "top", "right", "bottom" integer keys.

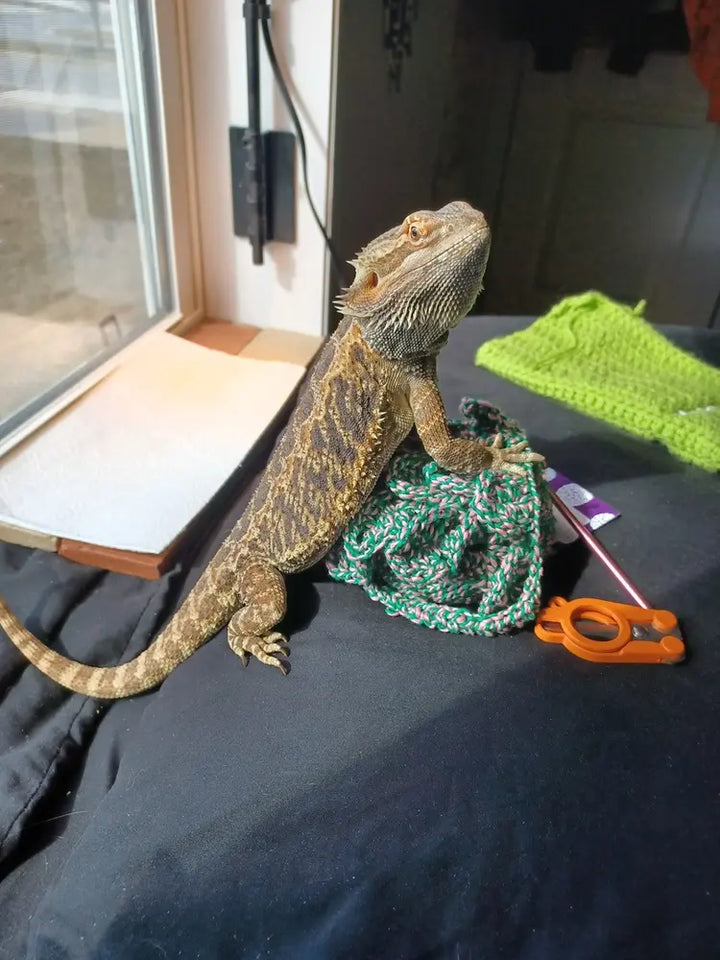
[{"left": 534, "top": 491, "right": 685, "bottom": 665}]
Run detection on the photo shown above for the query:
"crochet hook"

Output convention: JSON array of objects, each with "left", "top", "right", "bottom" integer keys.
[{"left": 549, "top": 490, "right": 650, "bottom": 608}]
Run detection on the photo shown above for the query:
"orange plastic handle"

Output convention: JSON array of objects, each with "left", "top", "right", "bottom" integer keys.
[{"left": 534, "top": 596, "right": 685, "bottom": 664}]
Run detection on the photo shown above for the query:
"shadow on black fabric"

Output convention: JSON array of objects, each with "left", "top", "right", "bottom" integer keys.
[{"left": 533, "top": 432, "right": 685, "bottom": 488}]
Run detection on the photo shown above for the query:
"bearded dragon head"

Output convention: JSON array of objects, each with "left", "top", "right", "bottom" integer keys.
[{"left": 336, "top": 201, "right": 491, "bottom": 360}]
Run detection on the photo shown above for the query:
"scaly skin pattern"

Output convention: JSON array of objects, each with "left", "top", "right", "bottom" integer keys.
[{"left": 0, "top": 202, "right": 543, "bottom": 698}]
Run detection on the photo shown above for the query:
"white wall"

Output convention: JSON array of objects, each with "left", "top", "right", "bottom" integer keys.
[{"left": 186, "top": 0, "right": 336, "bottom": 335}]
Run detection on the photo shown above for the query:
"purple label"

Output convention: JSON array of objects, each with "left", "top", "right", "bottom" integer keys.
[{"left": 544, "top": 468, "right": 620, "bottom": 543}]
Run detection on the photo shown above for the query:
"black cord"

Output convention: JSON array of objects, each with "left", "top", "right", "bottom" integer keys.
[{"left": 259, "top": 15, "right": 348, "bottom": 285}]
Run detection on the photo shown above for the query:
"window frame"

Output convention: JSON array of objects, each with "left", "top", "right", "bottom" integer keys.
[{"left": 0, "top": 0, "right": 202, "bottom": 459}]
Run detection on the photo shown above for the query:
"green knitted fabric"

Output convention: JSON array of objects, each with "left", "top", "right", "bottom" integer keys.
[
  {"left": 327, "top": 399, "right": 553, "bottom": 636},
  {"left": 475, "top": 291, "right": 720, "bottom": 472}
]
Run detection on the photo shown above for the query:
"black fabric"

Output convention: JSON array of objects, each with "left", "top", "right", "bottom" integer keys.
[{"left": 1, "top": 316, "right": 719, "bottom": 959}]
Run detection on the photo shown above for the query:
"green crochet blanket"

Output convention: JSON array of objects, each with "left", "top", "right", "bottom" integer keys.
[
  {"left": 475, "top": 292, "right": 720, "bottom": 472},
  {"left": 327, "top": 400, "right": 553, "bottom": 637}
]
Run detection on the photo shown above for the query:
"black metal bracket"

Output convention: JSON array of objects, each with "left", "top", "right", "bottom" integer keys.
[
  {"left": 242, "top": 0, "right": 267, "bottom": 263},
  {"left": 234, "top": 0, "right": 295, "bottom": 261},
  {"left": 229, "top": 127, "right": 296, "bottom": 246}
]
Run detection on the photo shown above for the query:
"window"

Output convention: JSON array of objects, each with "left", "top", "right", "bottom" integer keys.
[{"left": 0, "top": 0, "right": 196, "bottom": 453}]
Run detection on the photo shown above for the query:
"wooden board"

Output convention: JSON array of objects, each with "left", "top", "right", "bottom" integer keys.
[{"left": 2, "top": 320, "right": 322, "bottom": 579}]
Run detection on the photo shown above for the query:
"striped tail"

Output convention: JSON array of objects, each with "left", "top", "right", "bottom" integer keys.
[
  {"left": 0, "top": 594, "right": 232, "bottom": 698},
  {"left": 0, "top": 546, "right": 244, "bottom": 698}
]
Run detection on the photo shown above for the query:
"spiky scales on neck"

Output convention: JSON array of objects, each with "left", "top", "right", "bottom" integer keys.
[{"left": 336, "top": 201, "right": 491, "bottom": 360}]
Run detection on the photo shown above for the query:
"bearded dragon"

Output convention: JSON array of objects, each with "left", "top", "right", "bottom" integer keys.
[{"left": 0, "top": 202, "right": 543, "bottom": 698}]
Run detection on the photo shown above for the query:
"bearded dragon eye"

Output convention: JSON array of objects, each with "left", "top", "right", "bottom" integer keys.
[{"left": 409, "top": 225, "right": 421, "bottom": 241}]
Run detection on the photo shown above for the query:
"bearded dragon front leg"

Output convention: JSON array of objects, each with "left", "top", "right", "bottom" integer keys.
[
  {"left": 227, "top": 558, "right": 290, "bottom": 674},
  {"left": 409, "top": 376, "right": 544, "bottom": 476}
]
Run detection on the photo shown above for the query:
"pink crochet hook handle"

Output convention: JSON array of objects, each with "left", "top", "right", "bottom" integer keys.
[{"left": 549, "top": 490, "right": 650, "bottom": 608}]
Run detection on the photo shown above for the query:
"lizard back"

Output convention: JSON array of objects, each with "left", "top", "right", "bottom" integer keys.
[{"left": 234, "top": 319, "right": 413, "bottom": 572}]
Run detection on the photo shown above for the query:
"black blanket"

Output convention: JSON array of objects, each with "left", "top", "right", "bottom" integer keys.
[{"left": 2, "top": 316, "right": 719, "bottom": 959}]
